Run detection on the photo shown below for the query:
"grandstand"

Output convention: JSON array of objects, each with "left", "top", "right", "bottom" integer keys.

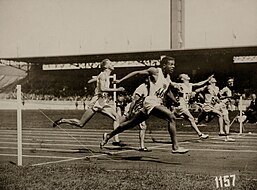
[{"left": 1, "top": 46, "right": 256, "bottom": 100}]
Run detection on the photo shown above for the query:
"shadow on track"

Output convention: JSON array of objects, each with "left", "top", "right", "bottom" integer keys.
[{"left": 97, "top": 155, "right": 182, "bottom": 165}]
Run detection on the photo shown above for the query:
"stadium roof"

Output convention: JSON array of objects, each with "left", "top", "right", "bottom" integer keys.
[{"left": 1, "top": 46, "right": 257, "bottom": 65}]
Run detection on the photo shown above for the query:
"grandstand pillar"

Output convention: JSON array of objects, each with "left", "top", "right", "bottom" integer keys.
[{"left": 170, "top": 0, "right": 185, "bottom": 49}]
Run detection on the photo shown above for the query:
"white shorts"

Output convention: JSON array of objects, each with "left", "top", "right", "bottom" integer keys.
[
  {"left": 173, "top": 105, "right": 194, "bottom": 120},
  {"left": 123, "top": 103, "right": 147, "bottom": 130},
  {"left": 202, "top": 102, "right": 228, "bottom": 117},
  {"left": 143, "top": 96, "right": 163, "bottom": 115},
  {"left": 139, "top": 121, "right": 147, "bottom": 130},
  {"left": 88, "top": 96, "right": 112, "bottom": 112},
  {"left": 215, "top": 102, "right": 229, "bottom": 116},
  {"left": 202, "top": 103, "right": 218, "bottom": 113}
]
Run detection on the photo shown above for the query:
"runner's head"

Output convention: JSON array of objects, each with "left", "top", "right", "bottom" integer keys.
[
  {"left": 209, "top": 77, "right": 217, "bottom": 85},
  {"left": 251, "top": 93, "right": 256, "bottom": 100},
  {"left": 179, "top": 74, "right": 190, "bottom": 82},
  {"left": 160, "top": 56, "right": 175, "bottom": 75},
  {"left": 227, "top": 77, "right": 234, "bottom": 87},
  {"left": 101, "top": 59, "right": 114, "bottom": 71}
]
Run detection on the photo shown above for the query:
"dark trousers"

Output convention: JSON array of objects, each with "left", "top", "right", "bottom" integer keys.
[{"left": 245, "top": 110, "right": 257, "bottom": 123}]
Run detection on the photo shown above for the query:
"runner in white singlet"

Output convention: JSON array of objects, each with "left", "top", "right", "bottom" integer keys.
[
  {"left": 171, "top": 73, "right": 213, "bottom": 139},
  {"left": 195, "top": 78, "right": 235, "bottom": 142},
  {"left": 53, "top": 59, "right": 125, "bottom": 145},
  {"left": 100, "top": 56, "right": 188, "bottom": 154},
  {"left": 121, "top": 79, "right": 150, "bottom": 151}
]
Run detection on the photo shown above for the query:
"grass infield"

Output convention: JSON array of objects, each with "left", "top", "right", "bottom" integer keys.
[{"left": 1, "top": 163, "right": 257, "bottom": 190}]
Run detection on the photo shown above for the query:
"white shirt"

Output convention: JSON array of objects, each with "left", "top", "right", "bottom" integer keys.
[
  {"left": 177, "top": 83, "right": 193, "bottom": 106},
  {"left": 94, "top": 72, "right": 110, "bottom": 97},
  {"left": 148, "top": 68, "right": 171, "bottom": 101}
]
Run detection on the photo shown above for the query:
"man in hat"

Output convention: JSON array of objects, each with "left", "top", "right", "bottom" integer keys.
[{"left": 244, "top": 93, "right": 257, "bottom": 123}]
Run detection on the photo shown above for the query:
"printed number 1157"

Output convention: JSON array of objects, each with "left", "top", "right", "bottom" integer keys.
[{"left": 215, "top": 174, "right": 236, "bottom": 188}]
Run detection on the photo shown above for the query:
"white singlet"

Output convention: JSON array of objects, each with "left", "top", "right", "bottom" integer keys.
[
  {"left": 89, "top": 72, "right": 111, "bottom": 111},
  {"left": 143, "top": 68, "right": 171, "bottom": 114},
  {"left": 177, "top": 83, "right": 193, "bottom": 108}
]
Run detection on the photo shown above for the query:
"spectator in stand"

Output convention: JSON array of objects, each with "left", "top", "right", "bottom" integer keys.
[
  {"left": 244, "top": 93, "right": 257, "bottom": 123},
  {"left": 82, "top": 99, "right": 86, "bottom": 110},
  {"left": 75, "top": 100, "right": 78, "bottom": 109}
]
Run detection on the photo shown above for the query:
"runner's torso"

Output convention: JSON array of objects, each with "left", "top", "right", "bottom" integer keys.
[
  {"left": 205, "top": 85, "right": 220, "bottom": 104},
  {"left": 132, "top": 83, "right": 148, "bottom": 113},
  {"left": 94, "top": 72, "right": 109, "bottom": 98},
  {"left": 177, "top": 83, "right": 193, "bottom": 106},
  {"left": 148, "top": 68, "right": 171, "bottom": 101}
]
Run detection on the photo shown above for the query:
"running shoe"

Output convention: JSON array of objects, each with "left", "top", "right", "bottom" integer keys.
[
  {"left": 224, "top": 137, "right": 236, "bottom": 142},
  {"left": 138, "top": 147, "right": 152, "bottom": 152},
  {"left": 171, "top": 147, "right": 189, "bottom": 154},
  {"left": 112, "top": 141, "right": 127, "bottom": 147},
  {"left": 199, "top": 133, "right": 209, "bottom": 139},
  {"left": 53, "top": 118, "right": 62, "bottom": 128}
]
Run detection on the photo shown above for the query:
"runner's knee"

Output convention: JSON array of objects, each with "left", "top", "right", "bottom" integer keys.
[
  {"left": 188, "top": 116, "right": 195, "bottom": 123},
  {"left": 167, "top": 113, "right": 176, "bottom": 122},
  {"left": 224, "top": 118, "right": 230, "bottom": 126}
]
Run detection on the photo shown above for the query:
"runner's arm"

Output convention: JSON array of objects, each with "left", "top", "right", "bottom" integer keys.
[
  {"left": 192, "top": 74, "right": 214, "bottom": 87},
  {"left": 113, "top": 67, "right": 156, "bottom": 84},
  {"left": 87, "top": 77, "right": 97, "bottom": 84},
  {"left": 195, "top": 86, "right": 206, "bottom": 93},
  {"left": 99, "top": 74, "right": 124, "bottom": 92},
  {"left": 166, "top": 86, "right": 180, "bottom": 106}
]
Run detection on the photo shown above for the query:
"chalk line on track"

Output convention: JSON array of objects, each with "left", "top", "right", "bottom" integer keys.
[{"left": 0, "top": 153, "right": 76, "bottom": 159}]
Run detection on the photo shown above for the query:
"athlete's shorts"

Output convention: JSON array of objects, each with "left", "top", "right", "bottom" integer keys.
[
  {"left": 215, "top": 102, "right": 229, "bottom": 116},
  {"left": 123, "top": 102, "right": 143, "bottom": 117},
  {"left": 143, "top": 96, "right": 163, "bottom": 115},
  {"left": 173, "top": 105, "right": 194, "bottom": 120},
  {"left": 88, "top": 95, "right": 112, "bottom": 112},
  {"left": 138, "top": 121, "right": 147, "bottom": 130},
  {"left": 202, "top": 103, "right": 219, "bottom": 113},
  {"left": 201, "top": 102, "right": 229, "bottom": 121},
  {"left": 123, "top": 103, "right": 147, "bottom": 130}
]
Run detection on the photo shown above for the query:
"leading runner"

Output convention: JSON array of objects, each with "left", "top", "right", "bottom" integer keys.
[{"left": 100, "top": 56, "right": 188, "bottom": 153}]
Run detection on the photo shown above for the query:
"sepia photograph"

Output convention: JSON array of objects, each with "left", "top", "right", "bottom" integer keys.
[{"left": 0, "top": 0, "right": 257, "bottom": 189}]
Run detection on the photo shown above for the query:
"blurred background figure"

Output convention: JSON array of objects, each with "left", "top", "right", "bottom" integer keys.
[{"left": 244, "top": 93, "right": 257, "bottom": 124}]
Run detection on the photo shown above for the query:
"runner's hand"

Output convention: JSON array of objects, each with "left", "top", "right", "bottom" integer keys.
[
  {"left": 117, "top": 87, "right": 125, "bottom": 91},
  {"left": 208, "top": 74, "right": 214, "bottom": 81},
  {"left": 113, "top": 80, "right": 121, "bottom": 84}
]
